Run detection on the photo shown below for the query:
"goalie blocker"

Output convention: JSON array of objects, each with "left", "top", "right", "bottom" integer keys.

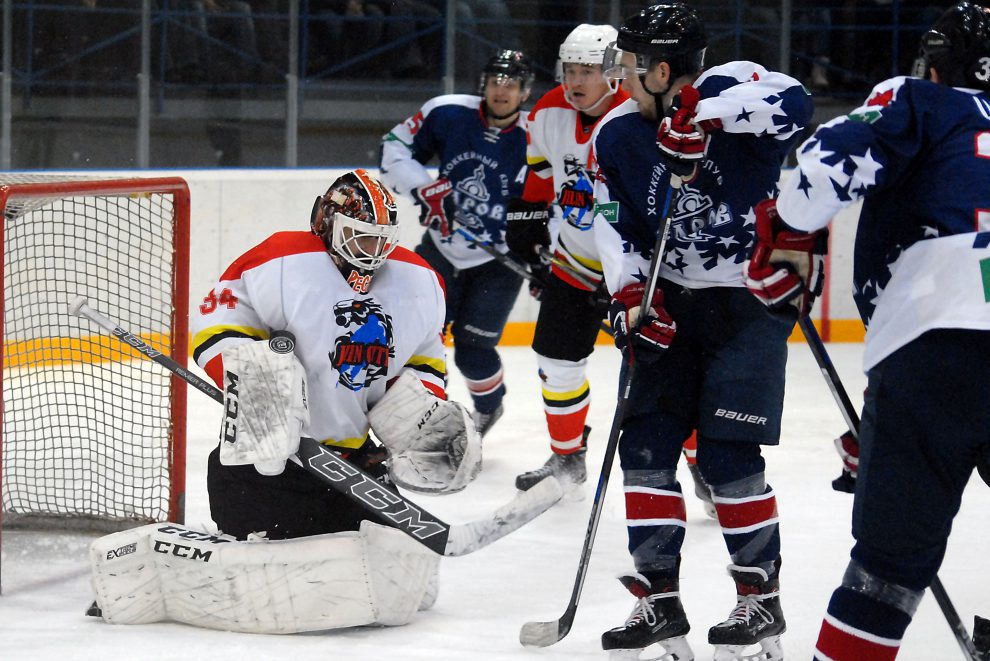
[{"left": 90, "top": 521, "right": 439, "bottom": 633}]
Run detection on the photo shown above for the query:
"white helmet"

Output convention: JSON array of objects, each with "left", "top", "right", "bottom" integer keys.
[{"left": 556, "top": 24, "right": 621, "bottom": 112}]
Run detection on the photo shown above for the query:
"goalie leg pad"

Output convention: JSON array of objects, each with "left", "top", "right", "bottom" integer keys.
[
  {"left": 219, "top": 339, "right": 309, "bottom": 476},
  {"left": 369, "top": 370, "right": 482, "bottom": 494},
  {"left": 90, "top": 521, "right": 439, "bottom": 633}
]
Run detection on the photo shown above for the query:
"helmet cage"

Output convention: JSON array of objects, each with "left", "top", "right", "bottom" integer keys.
[{"left": 311, "top": 169, "right": 399, "bottom": 272}]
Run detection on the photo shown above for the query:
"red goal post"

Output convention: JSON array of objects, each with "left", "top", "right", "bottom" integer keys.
[{"left": 1, "top": 177, "right": 190, "bottom": 559}]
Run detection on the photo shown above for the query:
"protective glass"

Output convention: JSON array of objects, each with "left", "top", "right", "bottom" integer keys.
[{"left": 603, "top": 42, "right": 648, "bottom": 80}]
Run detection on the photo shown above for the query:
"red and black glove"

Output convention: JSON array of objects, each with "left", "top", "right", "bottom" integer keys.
[
  {"left": 608, "top": 282, "right": 676, "bottom": 364},
  {"left": 505, "top": 198, "right": 551, "bottom": 267},
  {"left": 656, "top": 85, "right": 712, "bottom": 182},
  {"left": 413, "top": 178, "right": 457, "bottom": 237},
  {"left": 744, "top": 198, "right": 828, "bottom": 316},
  {"left": 831, "top": 429, "right": 858, "bottom": 493}
]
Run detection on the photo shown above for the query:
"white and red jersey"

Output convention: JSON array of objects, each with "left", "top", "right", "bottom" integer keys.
[
  {"left": 524, "top": 85, "right": 628, "bottom": 290},
  {"left": 191, "top": 231, "right": 447, "bottom": 452}
]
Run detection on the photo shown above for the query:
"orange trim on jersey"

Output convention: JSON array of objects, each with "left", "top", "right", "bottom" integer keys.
[
  {"left": 353, "top": 168, "right": 391, "bottom": 226},
  {"left": 422, "top": 380, "right": 446, "bottom": 399},
  {"left": 203, "top": 353, "right": 224, "bottom": 389},
  {"left": 523, "top": 168, "right": 556, "bottom": 204},
  {"left": 388, "top": 246, "right": 447, "bottom": 299},
  {"left": 220, "top": 231, "right": 326, "bottom": 282}
]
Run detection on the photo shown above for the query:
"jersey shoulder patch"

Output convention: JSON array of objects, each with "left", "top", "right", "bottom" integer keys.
[{"left": 220, "top": 231, "right": 325, "bottom": 281}]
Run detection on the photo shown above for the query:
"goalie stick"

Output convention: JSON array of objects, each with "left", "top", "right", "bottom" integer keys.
[
  {"left": 70, "top": 297, "right": 562, "bottom": 558},
  {"left": 798, "top": 316, "right": 982, "bottom": 661},
  {"left": 519, "top": 180, "right": 681, "bottom": 648}
]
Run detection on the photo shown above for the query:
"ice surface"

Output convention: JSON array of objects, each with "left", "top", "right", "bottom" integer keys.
[{"left": 2, "top": 343, "right": 987, "bottom": 660}]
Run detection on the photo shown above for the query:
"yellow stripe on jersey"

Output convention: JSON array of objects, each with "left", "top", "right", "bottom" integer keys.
[
  {"left": 321, "top": 431, "right": 369, "bottom": 451},
  {"left": 191, "top": 324, "right": 269, "bottom": 354},
  {"left": 404, "top": 353, "right": 446, "bottom": 378}
]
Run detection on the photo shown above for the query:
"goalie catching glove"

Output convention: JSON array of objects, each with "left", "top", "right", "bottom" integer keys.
[
  {"left": 369, "top": 370, "right": 482, "bottom": 494},
  {"left": 744, "top": 198, "right": 828, "bottom": 316},
  {"left": 219, "top": 336, "right": 309, "bottom": 476}
]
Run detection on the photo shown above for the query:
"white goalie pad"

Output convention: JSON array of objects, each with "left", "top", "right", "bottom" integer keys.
[
  {"left": 219, "top": 340, "right": 309, "bottom": 476},
  {"left": 90, "top": 521, "right": 439, "bottom": 634},
  {"left": 368, "top": 370, "right": 482, "bottom": 494}
]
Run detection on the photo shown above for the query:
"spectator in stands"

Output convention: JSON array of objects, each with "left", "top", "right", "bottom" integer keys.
[{"left": 307, "top": 1, "right": 386, "bottom": 78}]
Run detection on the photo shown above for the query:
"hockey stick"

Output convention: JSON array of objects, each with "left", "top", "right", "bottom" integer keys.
[
  {"left": 450, "top": 224, "right": 613, "bottom": 336},
  {"left": 70, "top": 297, "right": 563, "bottom": 558},
  {"left": 519, "top": 181, "right": 681, "bottom": 647},
  {"left": 798, "top": 316, "right": 981, "bottom": 661}
]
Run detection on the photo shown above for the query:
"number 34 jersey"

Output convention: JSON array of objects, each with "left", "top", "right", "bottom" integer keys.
[{"left": 191, "top": 231, "right": 447, "bottom": 451}]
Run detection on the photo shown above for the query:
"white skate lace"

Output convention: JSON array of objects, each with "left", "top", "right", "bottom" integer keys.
[
  {"left": 626, "top": 593, "right": 674, "bottom": 627},
  {"left": 722, "top": 594, "right": 775, "bottom": 627}
]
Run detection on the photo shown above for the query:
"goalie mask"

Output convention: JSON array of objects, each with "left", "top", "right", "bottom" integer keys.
[
  {"left": 311, "top": 169, "right": 400, "bottom": 291},
  {"left": 556, "top": 24, "right": 621, "bottom": 113},
  {"left": 603, "top": 3, "right": 707, "bottom": 107},
  {"left": 912, "top": 2, "right": 990, "bottom": 91}
]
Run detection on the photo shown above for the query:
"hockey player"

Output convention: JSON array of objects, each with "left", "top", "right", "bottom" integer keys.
[
  {"left": 379, "top": 49, "right": 533, "bottom": 438},
  {"left": 191, "top": 168, "right": 481, "bottom": 537},
  {"left": 591, "top": 4, "right": 814, "bottom": 659},
  {"left": 88, "top": 170, "right": 483, "bottom": 633},
  {"left": 504, "top": 24, "right": 629, "bottom": 492},
  {"left": 741, "top": 4, "right": 990, "bottom": 658}
]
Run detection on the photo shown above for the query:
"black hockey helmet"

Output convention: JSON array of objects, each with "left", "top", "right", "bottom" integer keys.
[
  {"left": 613, "top": 3, "right": 707, "bottom": 81},
  {"left": 914, "top": 2, "right": 990, "bottom": 90},
  {"left": 310, "top": 169, "right": 399, "bottom": 276},
  {"left": 478, "top": 49, "right": 535, "bottom": 95}
]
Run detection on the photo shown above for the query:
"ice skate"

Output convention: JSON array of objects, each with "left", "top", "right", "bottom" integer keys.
[
  {"left": 709, "top": 564, "right": 785, "bottom": 661},
  {"left": 601, "top": 572, "right": 694, "bottom": 661},
  {"left": 686, "top": 463, "right": 717, "bottom": 520},
  {"left": 472, "top": 404, "right": 503, "bottom": 437},
  {"left": 515, "top": 426, "right": 590, "bottom": 494}
]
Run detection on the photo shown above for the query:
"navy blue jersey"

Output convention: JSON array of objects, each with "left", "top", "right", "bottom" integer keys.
[
  {"left": 591, "top": 62, "right": 813, "bottom": 293},
  {"left": 778, "top": 76, "right": 990, "bottom": 368},
  {"left": 380, "top": 94, "right": 529, "bottom": 270}
]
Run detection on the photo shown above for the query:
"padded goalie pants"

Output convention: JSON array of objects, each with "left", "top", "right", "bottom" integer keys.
[{"left": 207, "top": 445, "right": 369, "bottom": 540}]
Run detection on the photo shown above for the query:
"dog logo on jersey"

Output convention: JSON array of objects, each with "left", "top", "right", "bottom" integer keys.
[
  {"left": 558, "top": 155, "right": 595, "bottom": 230},
  {"left": 329, "top": 299, "right": 395, "bottom": 391}
]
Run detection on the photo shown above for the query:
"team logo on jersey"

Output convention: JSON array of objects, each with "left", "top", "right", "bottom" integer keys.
[
  {"left": 329, "top": 299, "right": 395, "bottom": 391},
  {"left": 558, "top": 155, "right": 596, "bottom": 230}
]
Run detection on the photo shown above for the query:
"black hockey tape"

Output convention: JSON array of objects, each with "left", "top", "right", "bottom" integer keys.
[{"left": 269, "top": 330, "right": 297, "bottom": 354}]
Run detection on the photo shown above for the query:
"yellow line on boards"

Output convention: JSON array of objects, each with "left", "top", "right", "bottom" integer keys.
[{"left": 2, "top": 334, "right": 170, "bottom": 367}]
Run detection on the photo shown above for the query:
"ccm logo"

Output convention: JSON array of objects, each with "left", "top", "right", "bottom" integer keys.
[
  {"left": 153, "top": 540, "right": 214, "bottom": 562},
  {"left": 715, "top": 408, "right": 767, "bottom": 425}
]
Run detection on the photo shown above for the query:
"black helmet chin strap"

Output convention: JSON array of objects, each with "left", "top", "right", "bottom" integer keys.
[
  {"left": 640, "top": 70, "right": 672, "bottom": 121},
  {"left": 482, "top": 100, "right": 521, "bottom": 123}
]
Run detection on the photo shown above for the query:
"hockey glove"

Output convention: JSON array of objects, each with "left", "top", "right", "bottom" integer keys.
[
  {"left": 656, "top": 85, "right": 712, "bottom": 182},
  {"left": 608, "top": 282, "right": 676, "bottom": 364},
  {"left": 744, "top": 198, "right": 828, "bottom": 316},
  {"left": 831, "top": 429, "right": 859, "bottom": 493},
  {"left": 413, "top": 178, "right": 457, "bottom": 237},
  {"left": 505, "top": 198, "right": 551, "bottom": 267}
]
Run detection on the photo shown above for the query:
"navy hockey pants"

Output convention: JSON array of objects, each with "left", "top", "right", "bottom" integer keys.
[{"left": 852, "top": 328, "right": 990, "bottom": 591}]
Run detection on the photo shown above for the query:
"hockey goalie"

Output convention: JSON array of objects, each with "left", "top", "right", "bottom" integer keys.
[{"left": 89, "top": 170, "right": 485, "bottom": 633}]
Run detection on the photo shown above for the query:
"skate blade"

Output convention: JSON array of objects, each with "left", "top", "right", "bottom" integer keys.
[
  {"left": 607, "top": 636, "right": 694, "bottom": 661},
  {"left": 712, "top": 635, "right": 783, "bottom": 661}
]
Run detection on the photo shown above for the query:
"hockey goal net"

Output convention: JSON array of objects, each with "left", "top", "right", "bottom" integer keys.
[{"left": 1, "top": 176, "right": 189, "bottom": 538}]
